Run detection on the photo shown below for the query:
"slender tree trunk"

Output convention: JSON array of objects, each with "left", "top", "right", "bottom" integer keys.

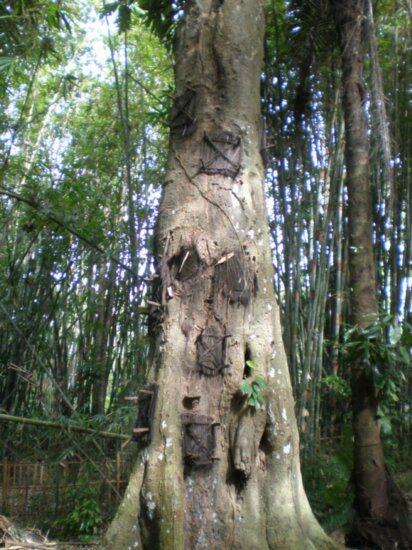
[
  {"left": 333, "top": 1, "right": 411, "bottom": 548},
  {"left": 365, "top": 0, "right": 400, "bottom": 322},
  {"left": 91, "top": 262, "right": 116, "bottom": 416},
  {"left": 105, "top": 2, "right": 335, "bottom": 548}
]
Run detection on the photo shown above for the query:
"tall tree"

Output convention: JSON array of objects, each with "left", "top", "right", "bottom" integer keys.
[
  {"left": 105, "top": 1, "right": 336, "bottom": 548},
  {"left": 332, "top": 0, "right": 411, "bottom": 547}
]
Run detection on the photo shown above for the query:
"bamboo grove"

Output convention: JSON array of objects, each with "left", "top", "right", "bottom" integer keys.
[{"left": 0, "top": 0, "right": 410, "bottom": 542}]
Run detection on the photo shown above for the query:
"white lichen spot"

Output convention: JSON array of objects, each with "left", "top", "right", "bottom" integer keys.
[
  {"left": 250, "top": 333, "right": 256, "bottom": 340},
  {"left": 265, "top": 303, "right": 273, "bottom": 312},
  {"left": 283, "top": 443, "right": 291, "bottom": 455},
  {"left": 263, "top": 286, "right": 267, "bottom": 293},
  {"left": 145, "top": 494, "right": 156, "bottom": 520},
  {"left": 275, "top": 453, "right": 281, "bottom": 460},
  {"left": 161, "top": 420, "right": 167, "bottom": 430},
  {"left": 158, "top": 452, "right": 164, "bottom": 461},
  {"left": 268, "top": 404, "right": 275, "bottom": 420},
  {"left": 281, "top": 408, "right": 287, "bottom": 422},
  {"left": 165, "top": 436, "right": 172, "bottom": 447},
  {"left": 258, "top": 240, "right": 264, "bottom": 247},
  {"left": 134, "top": 543, "right": 139, "bottom": 547},
  {"left": 268, "top": 368, "right": 275, "bottom": 378},
  {"left": 271, "top": 350, "right": 277, "bottom": 359},
  {"left": 247, "top": 229, "right": 255, "bottom": 240}
]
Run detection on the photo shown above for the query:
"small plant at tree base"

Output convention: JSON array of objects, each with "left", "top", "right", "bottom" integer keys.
[
  {"left": 239, "top": 360, "right": 267, "bottom": 409},
  {"left": 54, "top": 484, "right": 103, "bottom": 541}
]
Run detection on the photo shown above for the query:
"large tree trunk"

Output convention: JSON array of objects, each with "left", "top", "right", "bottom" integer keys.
[
  {"left": 105, "top": 2, "right": 335, "bottom": 548},
  {"left": 333, "top": 1, "right": 411, "bottom": 548}
]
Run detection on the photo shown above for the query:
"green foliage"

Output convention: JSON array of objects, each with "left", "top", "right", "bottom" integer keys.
[
  {"left": 303, "top": 424, "right": 354, "bottom": 533},
  {"left": 396, "top": 471, "right": 412, "bottom": 493},
  {"left": 343, "top": 315, "right": 410, "bottom": 398},
  {"left": 0, "top": 0, "right": 73, "bottom": 62},
  {"left": 239, "top": 360, "right": 268, "bottom": 410},
  {"left": 285, "top": 0, "right": 336, "bottom": 59},
  {"left": 100, "top": 0, "right": 179, "bottom": 44},
  {"left": 53, "top": 484, "right": 102, "bottom": 540},
  {"left": 342, "top": 316, "right": 411, "bottom": 435},
  {"left": 100, "top": 0, "right": 142, "bottom": 33},
  {"left": 322, "top": 374, "right": 351, "bottom": 399},
  {"left": 138, "top": 0, "right": 180, "bottom": 46}
]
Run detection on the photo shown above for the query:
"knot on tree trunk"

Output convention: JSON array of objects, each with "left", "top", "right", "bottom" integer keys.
[{"left": 230, "top": 408, "right": 266, "bottom": 481}]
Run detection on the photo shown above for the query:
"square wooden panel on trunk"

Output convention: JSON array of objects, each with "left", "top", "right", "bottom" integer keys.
[
  {"left": 170, "top": 90, "right": 197, "bottom": 137},
  {"left": 214, "top": 251, "right": 252, "bottom": 305},
  {"left": 200, "top": 131, "right": 241, "bottom": 178},
  {"left": 132, "top": 383, "right": 158, "bottom": 447},
  {"left": 196, "top": 324, "right": 226, "bottom": 376},
  {"left": 181, "top": 413, "right": 219, "bottom": 467}
]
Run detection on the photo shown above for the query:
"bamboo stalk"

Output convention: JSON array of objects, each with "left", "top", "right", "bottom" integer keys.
[
  {"left": 2, "top": 459, "right": 9, "bottom": 512},
  {"left": 0, "top": 413, "right": 129, "bottom": 440}
]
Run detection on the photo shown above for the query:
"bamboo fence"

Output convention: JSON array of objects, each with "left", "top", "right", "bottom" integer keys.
[{"left": 0, "top": 455, "right": 131, "bottom": 522}]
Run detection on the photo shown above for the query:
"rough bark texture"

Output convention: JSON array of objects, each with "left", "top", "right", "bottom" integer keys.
[
  {"left": 105, "top": 2, "right": 337, "bottom": 548},
  {"left": 333, "top": 1, "right": 412, "bottom": 548}
]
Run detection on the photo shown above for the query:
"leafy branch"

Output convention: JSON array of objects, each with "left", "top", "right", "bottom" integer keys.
[{"left": 239, "top": 360, "right": 268, "bottom": 410}]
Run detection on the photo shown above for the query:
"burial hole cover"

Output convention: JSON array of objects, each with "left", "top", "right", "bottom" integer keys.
[
  {"left": 170, "top": 90, "right": 197, "bottom": 137},
  {"left": 182, "top": 413, "right": 219, "bottom": 467},
  {"left": 200, "top": 131, "right": 241, "bottom": 178},
  {"left": 196, "top": 324, "right": 227, "bottom": 376},
  {"left": 214, "top": 251, "right": 252, "bottom": 304}
]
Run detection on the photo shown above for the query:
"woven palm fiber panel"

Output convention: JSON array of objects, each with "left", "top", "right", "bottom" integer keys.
[
  {"left": 196, "top": 324, "right": 227, "bottom": 377},
  {"left": 170, "top": 90, "right": 197, "bottom": 137},
  {"left": 200, "top": 131, "right": 241, "bottom": 178},
  {"left": 214, "top": 251, "right": 252, "bottom": 305},
  {"left": 181, "top": 413, "right": 218, "bottom": 467}
]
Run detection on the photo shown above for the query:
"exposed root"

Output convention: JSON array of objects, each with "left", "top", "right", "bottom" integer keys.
[
  {"left": 0, "top": 514, "right": 55, "bottom": 549},
  {"left": 346, "top": 468, "right": 412, "bottom": 550},
  {"left": 347, "top": 516, "right": 412, "bottom": 550}
]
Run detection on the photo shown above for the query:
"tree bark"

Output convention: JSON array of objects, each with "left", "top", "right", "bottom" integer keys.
[
  {"left": 333, "top": 1, "right": 412, "bottom": 548},
  {"left": 105, "top": 2, "right": 336, "bottom": 548}
]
